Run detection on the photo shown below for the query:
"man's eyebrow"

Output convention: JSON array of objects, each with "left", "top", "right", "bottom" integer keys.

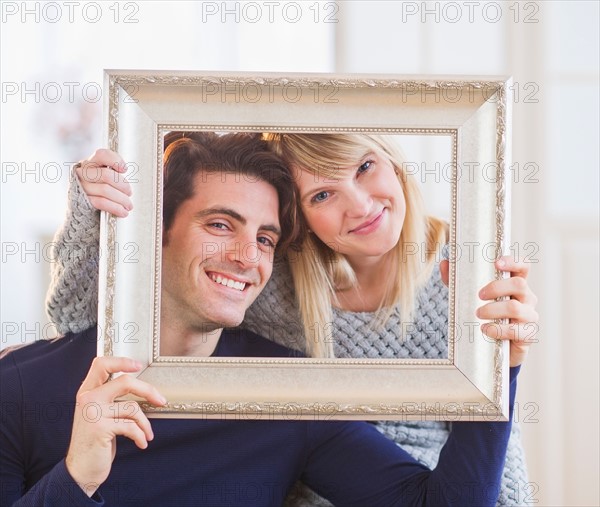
[
  {"left": 260, "top": 224, "right": 281, "bottom": 239},
  {"left": 195, "top": 207, "right": 245, "bottom": 223},
  {"left": 195, "top": 207, "right": 281, "bottom": 238}
]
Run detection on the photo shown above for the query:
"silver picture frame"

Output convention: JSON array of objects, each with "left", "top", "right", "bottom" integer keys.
[{"left": 98, "top": 70, "right": 512, "bottom": 421}]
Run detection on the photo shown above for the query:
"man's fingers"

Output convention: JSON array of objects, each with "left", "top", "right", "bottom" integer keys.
[
  {"left": 66, "top": 357, "right": 161, "bottom": 490},
  {"left": 479, "top": 277, "right": 538, "bottom": 307},
  {"left": 97, "top": 374, "right": 167, "bottom": 408},
  {"left": 481, "top": 322, "right": 538, "bottom": 367},
  {"left": 480, "top": 322, "right": 540, "bottom": 343},
  {"left": 108, "top": 401, "right": 155, "bottom": 444},
  {"left": 76, "top": 361, "right": 165, "bottom": 444},
  {"left": 73, "top": 401, "right": 154, "bottom": 447},
  {"left": 496, "top": 256, "right": 530, "bottom": 279},
  {"left": 79, "top": 356, "right": 142, "bottom": 392},
  {"left": 476, "top": 299, "right": 539, "bottom": 323},
  {"left": 110, "top": 417, "right": 151, "bottom": 450}
]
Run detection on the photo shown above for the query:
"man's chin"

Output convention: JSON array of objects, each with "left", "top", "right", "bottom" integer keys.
[{"left": 213, "top": 313, "right": 245, "bottom": 329}]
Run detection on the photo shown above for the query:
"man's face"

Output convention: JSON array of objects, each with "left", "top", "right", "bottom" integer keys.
[{"left": 161, "top": 171, "right": 281, "bottom": 332}]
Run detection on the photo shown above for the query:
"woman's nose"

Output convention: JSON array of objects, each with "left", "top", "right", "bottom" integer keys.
[{"left": 344, "top": 187, "right": 372, "bottom": 218}]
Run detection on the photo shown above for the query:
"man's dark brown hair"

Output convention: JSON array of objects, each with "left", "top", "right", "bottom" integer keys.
[{"left": 161, "top": 131, "right": 301, "bottom": 256}]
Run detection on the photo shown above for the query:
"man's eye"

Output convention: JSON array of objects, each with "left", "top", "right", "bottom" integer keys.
[
  {"left": 357, "top": 160, "right": 372, "bottom": 174},
  {"left": 311, "top": 191, "right": 329, "bottom": 203},
  {"left": 209, "top": 223, "right": 228, "bottom": 230},
  {"left": 258, "top": 236, "right": 276, "bottom": 248}
]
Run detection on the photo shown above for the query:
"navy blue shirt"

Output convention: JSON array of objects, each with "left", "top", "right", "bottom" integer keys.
[{"left": 0, "top": 327, "right": 518, "bottom": 506}]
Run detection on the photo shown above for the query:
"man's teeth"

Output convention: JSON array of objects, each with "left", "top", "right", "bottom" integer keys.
[{"left": 210, "top": 274, "right": 246, "bottom": 291}]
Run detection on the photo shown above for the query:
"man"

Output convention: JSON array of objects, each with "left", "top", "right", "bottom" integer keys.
[{"left": 1, "top": 132, "right": 518, "bottom": 507}]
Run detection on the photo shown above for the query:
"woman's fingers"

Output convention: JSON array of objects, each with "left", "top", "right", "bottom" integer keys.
[
  {"left": 76, "top": 164, "right": 132, "bottom": 195},
  {"left": 83, "top": 180, "right": 133, "bottom": 216},
  {"left": 85, "top": 148, "right": 126, "bottom": 173},
  {"left": 74, "top": 148, "right": 133, "bottom": 215}
]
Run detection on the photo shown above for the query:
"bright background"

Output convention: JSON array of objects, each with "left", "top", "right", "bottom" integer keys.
[{"left": 1, "top": 2, "right": 598, "bottom": 506}]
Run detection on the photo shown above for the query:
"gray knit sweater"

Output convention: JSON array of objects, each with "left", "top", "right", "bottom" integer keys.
[{"left": 46, "top": 178, "right": 530, "bottom": 506}]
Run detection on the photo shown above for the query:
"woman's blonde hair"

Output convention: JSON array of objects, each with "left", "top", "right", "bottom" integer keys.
[{"left": 264, "top": 133, "right": 447, "bottom": 358}]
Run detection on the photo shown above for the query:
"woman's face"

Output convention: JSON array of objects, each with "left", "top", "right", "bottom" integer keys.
[{"left": 294, "top": 149, "right": 406, "bottom": 264}]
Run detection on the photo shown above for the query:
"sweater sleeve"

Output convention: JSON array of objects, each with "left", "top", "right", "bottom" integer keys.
[
  {"left": 497, "top": 423, "right": 530, "bottom": 506},
  {"left": 4, "top": 460, "right": 104, "bottom": 507},
  {"left": 45, "top": 170, "right": 101, "bottom": 335},
  {"left": 251, "top": 233, "right": 523, "bottom": 506},
  {"left": 303, "top": 367, "right": 520, "bottom": 507},
  {"left": 242, "top": 257, "right": 307, "bottom": 353},
  {"left": 0, "top": 353, "right": 102, "bottom": 507}
]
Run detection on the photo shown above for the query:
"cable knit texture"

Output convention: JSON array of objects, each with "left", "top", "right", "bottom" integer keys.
[
  {"left": 46, "top": 175, "right": 100, "bottom": 334},
  {"left": 46, "top": 177, "right": 530, "bottom": 506}
]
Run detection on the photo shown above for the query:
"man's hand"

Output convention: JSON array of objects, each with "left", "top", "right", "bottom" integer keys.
[
  {"left": 440, "top": 256, "right": 539, "bottom": 367},
  {"left": 75, "top": 149, "right": 133, "bottom": 217},
  {"left": 65, "top": 356, "right": 166, "bottom": 497}
]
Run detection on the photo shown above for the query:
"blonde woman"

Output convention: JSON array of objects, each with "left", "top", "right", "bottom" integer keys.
[
  {"left": 260, "top": 133, "right": 449, "bottom": 359},
  {"left": 46, "top": 132, "right": 538, "bottom": 506}
]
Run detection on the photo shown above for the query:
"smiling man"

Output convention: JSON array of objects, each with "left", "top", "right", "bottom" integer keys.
[
  {"left": 1, "top": 132, "right": 520, "bottom": 507},
  {"left": 159, "top": 173, "right": 280, "bottom": 356},
  {"left": 157, "top": 134, "right": 293, "bottom": 357}
]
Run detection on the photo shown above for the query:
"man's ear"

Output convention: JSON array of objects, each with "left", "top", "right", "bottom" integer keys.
[{"left": 162, "top": 225, "right": 169, "bottom": 247}]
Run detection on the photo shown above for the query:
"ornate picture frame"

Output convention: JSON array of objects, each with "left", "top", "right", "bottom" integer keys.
[{"left": 98, "top": 70, "right": 512, "bottom": 421}]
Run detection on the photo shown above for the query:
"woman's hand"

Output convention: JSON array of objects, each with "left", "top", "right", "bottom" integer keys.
[
  {"left": 440, "top": 256, "right": 539, "bottom": 367},
  {"left": 75, "top": 149, "right": 133, "bottom": 217}
]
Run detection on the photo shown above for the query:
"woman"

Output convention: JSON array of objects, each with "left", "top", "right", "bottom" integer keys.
[
  {"left": 252, "top": 133, "right": 535, "bottom": 507},
  {"left": 46, "top": 132, "right": 538, "bottom": 506},
  {"left": 257, "top": 133, "right": 449, "bottom": 359}
]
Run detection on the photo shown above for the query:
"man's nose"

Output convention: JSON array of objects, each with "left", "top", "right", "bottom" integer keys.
[{"left": 223, "top": 237, "right": 260, "bottom": 267}]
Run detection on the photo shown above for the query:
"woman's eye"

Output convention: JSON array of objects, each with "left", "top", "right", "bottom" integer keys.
[
  {"left": 357, "top": 160, "right": 372, "bottom": 174},
  {"left": 311, "top": 191, "right": 329, "bottom": 203}
]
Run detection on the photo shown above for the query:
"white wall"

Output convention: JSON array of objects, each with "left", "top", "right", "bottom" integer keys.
[{"left": 1, "top": 2, "right": 598, "bottom": 505}]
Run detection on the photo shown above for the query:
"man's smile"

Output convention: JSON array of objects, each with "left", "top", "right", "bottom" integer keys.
[{"left": 206, "top": 271, "right": 249, "bottom": 291}]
